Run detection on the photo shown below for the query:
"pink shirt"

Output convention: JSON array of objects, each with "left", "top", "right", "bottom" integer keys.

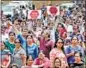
[
  {"left": 33, "top": 57, "right": 50, "bottom": 68},
  {"left": 39, "top": 37, "right": 54, "bottom": 58},
  {"left": 50, "top": 48, "right": 68, "bottom": 68}
]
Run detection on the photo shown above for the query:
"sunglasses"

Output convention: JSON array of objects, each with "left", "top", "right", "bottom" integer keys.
[
  {"left": 15, "top": 41, "right": 20, "bottom": 43},
  {"left": 72, "top": 39, "right": 77, "bottom": 40}
]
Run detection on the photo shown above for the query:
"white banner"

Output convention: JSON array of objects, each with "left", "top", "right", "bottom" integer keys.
[
  {"left": 47, "top": 6, "right": 60, "bottom": 16},
  {"left": 28, "top": 10, "right": 42, "bottom": 19}
]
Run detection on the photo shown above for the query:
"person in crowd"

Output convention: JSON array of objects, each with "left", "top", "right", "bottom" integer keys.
[
  {"left": 1, "top": 25, "right": 8, "bottom": 42},
  {"left": 13, "top": 24, "right": 29, "bottom": 51},
  {"left": 26, "top": 55, "right": 33, "bottom": 67},
  {"left": 39, "top": 30, "right": 54, "bottom": 58},
  {"left": 65, "top": 36, "right": 84, "bottom": 67},
  {"left": 53, "top": 57, "right": 62, "bottom": 68},
  {"left": 4, "top": 32, "right": 16, "bottom": 54},
  {"left": 64, "top": 37, "right": 71, "bottom": 51},
  {"left": 55, "top": 25, "right": 59, "bottom": 41},
  {"left": 50, "top": 38, "right": 68, "bottom": 68},
  {"left": 56, "top": 23, "right": 67, "bottom": 38},
  {"left": 47, "top": 22, "right": 55, "bottom": 42},
  {"left": 32, "top": 51, "right": 50, "bottom": 68},
  {"left": 73, "top": 52, "right": 84, "bottom": 68},
  {"left": 10, "top": 64, "right": 19, "bottom": 68},
  {"left": 63, "top": 18, "right": 73, "bottom": 36},
  {"left": 70, "top": 25, "right": 83, "bottom": 41},
  {"left": 26, "top": 35, "right": 38, "bottom": 60},
  {"left": 12, "top": 39, "right": 26, "bottom": 68},
  {"left": 0, "top": 41, "right": 11, "bottom": 68}
]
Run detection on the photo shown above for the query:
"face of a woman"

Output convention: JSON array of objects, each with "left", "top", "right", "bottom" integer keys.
[
  {"left": 1, "top": 43, "right": 5, "bottom": 50},
  {"left": 27, "top": 35, "right": 33, "bottom": 43},
  {"left": 72, "top": 37, "right": 78, "bottom": 44},
  {"left": 55, "top": 59, "right": 61, "bottom": 68},
  {"left": 9, "top": 33, "right": 15, "bottom": 40},
  {"left": 15, "top": 39, "right": 21, "bottom": 48},
  {"left": 57, "top": 24, "right": 62, "bottom": 30},
  {"left": 38, "top": 52, "right": 44, "bottom": 60},
  {"left": 75, "top": 53, "right": 81, "bottom": 62},
  {"left": 73, "top": 26, "right": 78, "bottom": 33},
  {"left": 56, "top": 39, "right": 63, "bottom": 48},
  {"left": 22, "top": 29, "right": 28, "bottom": 36}
]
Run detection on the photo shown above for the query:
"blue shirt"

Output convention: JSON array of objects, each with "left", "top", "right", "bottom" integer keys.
[
  {"left": 26, "top": 44, "right": 38, "bottom": 60},
  {"left": 70, "top": 33, "right": 83, "bottom": 41},
  {"left": 65, "top": 45, "right": 84, "bottom": 64}
]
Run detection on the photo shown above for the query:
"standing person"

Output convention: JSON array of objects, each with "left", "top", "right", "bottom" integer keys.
[
  {"left": 65, "top": 36, "right": 84, "bottom": 68},
  {"left": 39, "top": 31, "right": 54, "bottom": 58},
  {"left": 41, "top": 4, "right": 47, "bottom": 20},
  {"left": 70, "top": 25, "right": 83, "bottom": 41},
  {"left": 13, "top": 24, "right": 28, "bottom": 51},
  {"left": 0, "top": 42, "right": 11, "bottom": 68},
  {"left": 4, "top": 32, "right": 15, "bottom": 54},
  {"left": 26, "top": 35, "right": 38, "bottom": 60},
  {"left": 56, "top": 23, "right": 67, "bottom": 38},
  {"left": 50, "top": 38, "right": 68, "bottom": 68},
  {"left": 12, "top": 39, "right": 26, "bottom": 68},
  {"left": 1, "top": 25, "right": 8, "bottom": 42},
  {"left": 47, "top": 22, "right": 55, "bottom": 42}
]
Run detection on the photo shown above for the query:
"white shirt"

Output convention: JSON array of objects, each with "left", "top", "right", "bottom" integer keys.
[{"left": 2, "top": 33, "right": 8, "bottom": 42}]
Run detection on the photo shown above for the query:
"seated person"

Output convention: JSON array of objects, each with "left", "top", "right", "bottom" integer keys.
[
  {"left": 73, "top": 52, "right": 84, "bottom": 68},
  {"left": 32, "top": 51, "right": 50, "bottom": 68}
]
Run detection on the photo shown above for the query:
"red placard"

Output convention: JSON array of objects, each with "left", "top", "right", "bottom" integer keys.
[
  {"left": 30, "top": 10, "right": 39, "bottom": 19},
  {"left": 49, "top": 6, "right": 58, "bottom": 15}
]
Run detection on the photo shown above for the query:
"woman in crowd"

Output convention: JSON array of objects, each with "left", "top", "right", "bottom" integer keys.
[
  {"left": 32, "top": 51, "right": 50, "bottom": 68},
  {"left": 73, "top": 52, "right": 84, "bottom": 68},
  {"left": 12, "top": 39, "right": 26, "bottom": 68},
  {"left": 13, "top": 22, "right": 29, "bottom": 51},
  {"left": 1, "top": 25, "right": 9, "bottom": 42},
  {"left": 39, "top": 30, "right": 54, "bottom": 58},
  {"left": 4, "top": 32, "right": 16, "bottom": 54},
  {"left": 65, "top": 36, "right": 84, "bottom": 68},
  {"left": 50, "top": 38, "right": 68, "bottom": 68},
  {"left": 53, "top": 57, "right": 62, "bottom": 68},
  {"left": 0, "top": 41, "right": 11, "bottom": 68},
  {"left": 26, "top": 35, "right": 38, "bottom": 60},
  {"left": 10, "top": 64, "right": 18, "bottom": 68},
  {"left": 56, "top": 23, "right": 67, "bottom": 38},
  {"left": 26, "top": 55, "right": 33, "bottom": 67}
]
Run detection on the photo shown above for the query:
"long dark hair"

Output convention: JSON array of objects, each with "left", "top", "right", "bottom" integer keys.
[{"left": 54, "top": 38, "right": 65, "bottom": 54}]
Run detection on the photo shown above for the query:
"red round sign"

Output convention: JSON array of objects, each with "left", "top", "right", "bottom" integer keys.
[
  {"left": 30, "top": 10, "right": 39, "bottom": 19},
  {"left": 49, "top": 6, "right": 58, "bottom": 15}
]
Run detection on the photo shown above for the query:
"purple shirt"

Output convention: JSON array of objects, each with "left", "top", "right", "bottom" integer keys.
[{"left": 39, "top": 37, "right": 54, "bottom": 58}]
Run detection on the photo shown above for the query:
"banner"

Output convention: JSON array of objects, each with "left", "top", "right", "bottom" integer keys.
[
  {"left": 47, "top": 6, "right": 59, "bottom": 16},
  {"left": 28, "top": 10, "right": 42, "bottom": 19}
]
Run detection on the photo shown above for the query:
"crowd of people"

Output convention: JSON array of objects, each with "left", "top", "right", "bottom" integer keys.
[{"left": 0, "top": 2, "right": 86, "bottom": 68}]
